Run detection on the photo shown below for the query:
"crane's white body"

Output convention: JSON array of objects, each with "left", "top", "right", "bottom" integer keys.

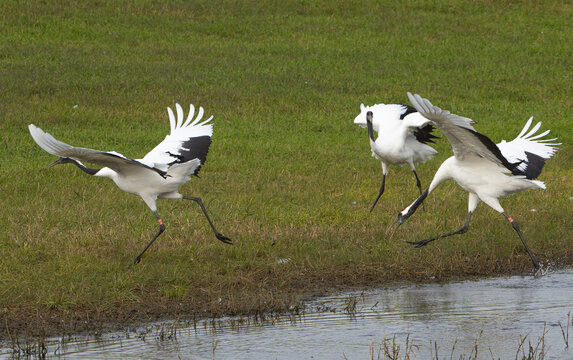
[
  {"left": 370, "top": 129, "right": 435, "bottom": 169},
  {"left": 428, "top": 155, "right": 543, "bottom": 215},
  {"left": 94, "top": 159, "right": 201, "bottom": 211}
]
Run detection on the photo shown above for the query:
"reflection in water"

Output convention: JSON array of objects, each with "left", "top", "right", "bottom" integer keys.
[{"left": 3, "top": 268, "right": 573, "bottom": 359}]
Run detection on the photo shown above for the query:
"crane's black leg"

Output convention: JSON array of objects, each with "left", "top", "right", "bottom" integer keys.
[
  {"left": 369, "top": 174, "right": 386, "bottom": 213},
  {"left": 133, "top": 211, "right": 165, "bottom": 264},
  {"left": 183, "top": 196, "right": 233, "bottom": 245},
  {"left": 412, "top": 170, "right": 425, "bottom": 211},
  {"left": 502, "top": 212, "right": 541, "bottom": 270},
  {"left": 408, "top": 211, "right": 472, "bottom": 248}
]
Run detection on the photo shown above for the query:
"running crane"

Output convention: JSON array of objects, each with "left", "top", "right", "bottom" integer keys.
[
  {"left": 29, "top": 104, "right": 232, "bottom": 264},
  {"left": 389, "top": 93, "right": 560, "bottom": 270},
  {"left": 354, "top": 103, "right": 438, "bottom": 211}
]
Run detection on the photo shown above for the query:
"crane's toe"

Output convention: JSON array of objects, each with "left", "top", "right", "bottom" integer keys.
[{"left": 216, "top": 233, "right": 233, "bottom": 245}]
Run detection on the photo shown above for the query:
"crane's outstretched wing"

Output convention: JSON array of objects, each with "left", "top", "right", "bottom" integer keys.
[
  {"left": 497, "top": 117, "right": 560, "bottom": 161},
  {"left": 407, "top": 93, "right": 516, "bottom": 170},
  {"left": 496, "top": 117, "right": 560, "bottom": 179},
  {"left": 399, "top": 109, "right": 439, "bottom": 145},
  {"left": 142, "top": 103, "right": 213, "bottom": 175},
  {"left": 28, "top": 124, "right": 168, "bottom": 178}
]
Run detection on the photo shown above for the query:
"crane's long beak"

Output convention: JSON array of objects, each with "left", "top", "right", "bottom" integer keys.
[
  {"left": 385, "top": 216, "right": 401, "bottom": 237},
  {"left": 48, "top": 157, "right": 66, "bottom": 168}
]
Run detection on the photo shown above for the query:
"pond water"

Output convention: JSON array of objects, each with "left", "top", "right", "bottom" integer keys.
[{"left": 4, "top": 268, "right": 573, "bottom": 359}]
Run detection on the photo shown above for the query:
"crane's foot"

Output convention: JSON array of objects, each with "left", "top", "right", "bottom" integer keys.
[
  {"left": 406, "top": 237, "right": 435, "bottom": 248},
  {"left": 533, "top": 265, "right": 543, "bottom": 277},
  {"left": 216, "top": 233, "right": 233, "bottom": 245},
  {"left": 132, "top": 255, "right": 142, "bottom": 265},
  {"left": 531, "top": 258, "right": 543, "bottom": 277}
]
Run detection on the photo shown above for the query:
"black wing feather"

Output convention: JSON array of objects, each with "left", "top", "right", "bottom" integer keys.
[
  {"left": 521, "top": 151, "right": 546, "bottom": 180},
  {"left": 167, "top": 136, "right": 212, "bottom": 176},
  {"left": 399, "top": 104, "right": 418, "bottom": 120},
  {"left": 413, "top": 124, "right": 439, "bottom": 144},
  {"left": 399, "top": 105, "right": 439, "bottom": 144}
]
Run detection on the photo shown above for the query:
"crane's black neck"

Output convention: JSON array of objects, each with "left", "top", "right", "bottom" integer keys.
[
  {"left": 366, "top": 111, "right": 375, "bottom": 142},
  {"left": 54, "top": 157, "right": 100, "bottom": 176},
  {"left": 398, "top": 188, "right": 429, "bottom": 224},
  {"left": 408, "top": 188, "right": 429, "bottom": 217}
]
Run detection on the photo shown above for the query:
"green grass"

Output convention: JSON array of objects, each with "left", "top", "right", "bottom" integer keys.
[{"left": 1, "top": 0, "right": 572, "bottom": 338}]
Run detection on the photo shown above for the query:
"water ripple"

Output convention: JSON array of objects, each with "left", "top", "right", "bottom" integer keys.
[{"left": 3, "top": 268, "right": 573, "bottom": 359}]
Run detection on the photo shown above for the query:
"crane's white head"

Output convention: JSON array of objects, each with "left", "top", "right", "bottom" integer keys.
[
  {"left": 396, "top": 205, "right": 413, "bottom": 224},
  {"left": 386, "top": 205, "right": 411, "bottom": 235},
  {"left": 366, "top": 111, "right": 373, "bottom": 122}
]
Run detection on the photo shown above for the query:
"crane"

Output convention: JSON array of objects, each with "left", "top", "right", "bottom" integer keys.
[
  {"left": 29, "top": 103, "right": 232, "bottom": 264},
  {"left": 389, "top": 93, "right": 560, "bottom": 271},
  {"left": 354, "top": 103, "right": 438, "bottom": 211}
]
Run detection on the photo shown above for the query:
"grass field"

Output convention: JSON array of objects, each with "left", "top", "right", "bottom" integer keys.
[{"left": 1, "top": 0, "right": 572, "bottom": 338}]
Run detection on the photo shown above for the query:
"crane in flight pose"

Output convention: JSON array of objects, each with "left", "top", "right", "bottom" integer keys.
[
  {"left": 29, "top": 104, "right": 232, "bottom": 264},
  {"left": 389, "top": 93, "right": 559, "bottom": 271}
]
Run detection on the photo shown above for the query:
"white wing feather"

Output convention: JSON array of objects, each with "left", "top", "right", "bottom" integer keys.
[
  {"left": 29, "top": 124, "right": 128, "bottom": 161},
  {"left": 28, "top": 124, "right": 166, "bottom": 177},
  {"left": 408, "top": 93, "right": 561, "bottom": 173},
  {"left": 407, "top": 92, "right": 495, "bottom": 162},
  {"left": 182, "top": 104, "right": 195, "bottom": 128},
  {"left": 401, "top": 111, "right": 432, "bottom": 129},
  {"left": 497, "top": 116, "right": 560, "bottom": 164},
  {"left": 142, "top": 103, "right": 213, "bottom": 169}
]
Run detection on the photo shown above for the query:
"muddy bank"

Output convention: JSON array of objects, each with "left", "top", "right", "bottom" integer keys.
[{"left": 4, "top": 254, "right": 563, "bottom": 342}]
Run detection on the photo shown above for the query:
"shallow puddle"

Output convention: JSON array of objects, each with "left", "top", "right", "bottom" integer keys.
[{"left": 4, "top": 268, "right": 573, "bottom": 359}]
